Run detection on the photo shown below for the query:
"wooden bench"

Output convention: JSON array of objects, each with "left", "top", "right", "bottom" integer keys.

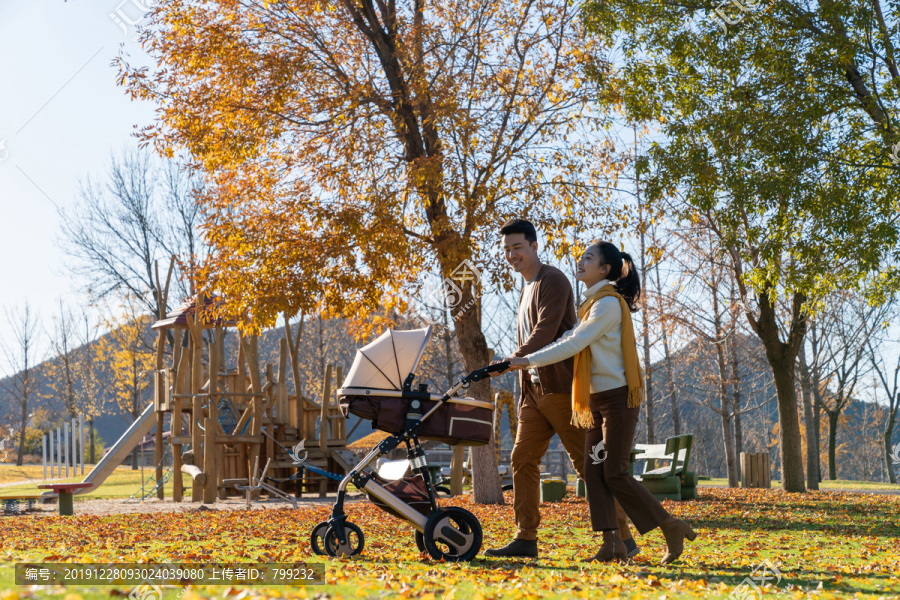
[
  {"left": 0, "top": 495, "right": 42, "bottom": 515},
  {"left": 629, "top": 434, "right": 697, "bottom": 501},
  {"left": 37, "top": 483, "right": 94, "bottom": 516}
]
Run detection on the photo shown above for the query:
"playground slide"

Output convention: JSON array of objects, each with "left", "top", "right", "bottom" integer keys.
[{"left": 40, "top": 403, "right": 157, "bottom": 498}]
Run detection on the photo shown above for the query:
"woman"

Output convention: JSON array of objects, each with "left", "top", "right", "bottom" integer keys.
[{"left": 505, "top": 240, "right": 697, "bottom": 564}]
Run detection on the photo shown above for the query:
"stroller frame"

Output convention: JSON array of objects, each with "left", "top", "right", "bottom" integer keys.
[{"left": 313, "top": 356, "right": 510, "bottom": 561}]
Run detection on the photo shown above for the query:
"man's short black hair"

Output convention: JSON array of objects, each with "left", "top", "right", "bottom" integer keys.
[{"left": 499, "top": 218, "right": 537, "bottom": 244}]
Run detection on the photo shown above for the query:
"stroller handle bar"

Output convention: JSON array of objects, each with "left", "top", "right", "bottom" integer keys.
[
  {"left": 464, "top": 361, "right": 511, "bottom": 383},
  {"left": 411, "top": 361, "right": 511, "bottom": 416}
]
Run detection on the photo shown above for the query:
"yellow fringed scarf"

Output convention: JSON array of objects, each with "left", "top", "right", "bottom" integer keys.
[{"left": 571, "top": 284, "right": 645, "bottom": 428}]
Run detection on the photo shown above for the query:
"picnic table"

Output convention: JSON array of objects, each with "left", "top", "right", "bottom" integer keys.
[{"left": 37, "top": 483, "right": 93, "bottom": 516}]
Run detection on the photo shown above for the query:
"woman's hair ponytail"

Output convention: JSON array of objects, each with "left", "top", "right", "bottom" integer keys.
[{"left": 589, "top": 241, "right": 642, "bottom": 312}]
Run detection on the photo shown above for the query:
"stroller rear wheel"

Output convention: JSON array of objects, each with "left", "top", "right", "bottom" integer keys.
[
  {"left": 324, "top": 522, "right": 365, "bottom": 558},
  {"left": 422, "top": 507, "right": 482, "bottom": 562},
  {"left": 310, "top": 521, "right": 329, "bottom": 555},
  {"left": 415, "top": 530, "right": 426, "bottom": 553}
]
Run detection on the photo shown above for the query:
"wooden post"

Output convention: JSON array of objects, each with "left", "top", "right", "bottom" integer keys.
[
  {"left": 153, "top": 259, "right": 174, "bottom": 500},
  {"left": 741, "top": 452, "right": 771, "bottom": 488},
  {"left": 334, "top": 365, "right": 344, "bottom": 441},
  {"left": 188, "top": 316, "right": 203, "bottom": 503},
  {"left": 283, "top": 311, "right": 304, "bottom": 423},
  {"left": 318, "top": 364, "right": 333, "bottom": 497},
  {"left": 173, "top": 404, "right": 183, "bottom": 501},
  {"left": 320, "top": 364, "right": 332, "bottom": 453},
  {"left": 278, "top": 339, "right": 289, "bottom": 422},
  {"left": 244, "top": 334, "right": 263, "bottom": 501},
  {"left": 154, "top": 411, "right": 164, "bottom": 499},
  {"left": 216, "top": 328, "right": 228, "bottom": 500},
  {"left": 203, "top": 331, "right": 219, "bottom": 504},
  {"left": 238, "top": 332, "right": 248, "bottom": 390}
]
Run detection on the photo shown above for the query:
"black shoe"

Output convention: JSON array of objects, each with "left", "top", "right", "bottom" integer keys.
[
  {"left": 624, "top": 537, "right": 640, "bottom": 558},
  {"left": 484, "top": 539, "right": 539, "bottom": 558}
]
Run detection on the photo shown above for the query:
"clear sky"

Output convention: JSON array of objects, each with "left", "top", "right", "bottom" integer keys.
[{"left": 0, "top": 0, "right": 155, "bottom": 367}]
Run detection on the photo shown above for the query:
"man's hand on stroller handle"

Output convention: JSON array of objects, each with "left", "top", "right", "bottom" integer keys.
[
  {"left": 485, "top": 358, "right": 521, "bottom": 377},
  {"left": 466, "top": 361, "right": 512, "bottom": 382},
  {"left": 502, "top": 357, "right": 529, "bottom": 371}
]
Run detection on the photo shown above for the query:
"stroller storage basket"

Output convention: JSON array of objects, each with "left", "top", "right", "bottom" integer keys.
[
  {"left": 339, "top": 389, "right": 494, "bottom": 446},
  {"left": 367, "top": 473, "right": 433, "bottom": 518}
]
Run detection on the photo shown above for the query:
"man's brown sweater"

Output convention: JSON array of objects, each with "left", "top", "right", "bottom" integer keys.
[{"left": 512, "top": 263, "right": 576, "bottom": 396}]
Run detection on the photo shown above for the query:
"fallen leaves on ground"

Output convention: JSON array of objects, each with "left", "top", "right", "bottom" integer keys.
[{"left": 1, "top": 488, "right": 899, "bottom": 599}]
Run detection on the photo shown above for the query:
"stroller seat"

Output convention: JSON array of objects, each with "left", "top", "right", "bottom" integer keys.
[{"left": 337, "top": 327, "right": 495, "bottom": 446}]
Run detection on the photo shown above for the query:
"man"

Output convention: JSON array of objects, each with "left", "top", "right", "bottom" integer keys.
[{"left": 485, "top": 218, "right": 638, "bottom": 559}]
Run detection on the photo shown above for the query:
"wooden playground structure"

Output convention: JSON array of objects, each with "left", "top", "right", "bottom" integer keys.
[{"left": 145, "top": 261, "right": 357, "bottom": 504}]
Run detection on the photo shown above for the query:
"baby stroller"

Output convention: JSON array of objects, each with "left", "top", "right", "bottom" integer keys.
[{"left": 308, "top": 326, "right": 508, "bottom": 561}]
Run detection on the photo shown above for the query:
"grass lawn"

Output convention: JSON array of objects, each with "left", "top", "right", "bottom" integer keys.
[
  {"left": 1, "top": 487, "right": 899, "bottom": 599},
  {"left": 0, "top": 466, "right": 192, "bottom": 500},
  {"left": 701, "top": 478, "right": 900, "bottom": 491},
  {"left": 0, "top": 465, "right": 88, "bottom": 485}
]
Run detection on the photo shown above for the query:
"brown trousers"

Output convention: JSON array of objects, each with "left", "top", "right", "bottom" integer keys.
[
  {"left": 584, "top": 386, "right": 671, "bottom": 534},
  {"left": 511, "top": 379, "right": 633, "bottom": 541}
]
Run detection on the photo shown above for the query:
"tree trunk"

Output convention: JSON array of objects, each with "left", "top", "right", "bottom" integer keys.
[
  {"left": 797, "top": 343, "right": 820, "bottom": 490},
  {"left": 16, "top": 400, "right": 28, "bottom": 467},
  {"left": 827, "top": 409, "right": 839, "bottom": 480},
  {"left": 885, "top": 426, "right": 897, "bottom": 484},
  {"left": 663, "top": 335, "right": 678, "bottom": 437},
  {"left": 654, "top": 256, "right": 679, "bottom": 436},
  {"left": 720, "top": 411, "right": 738, "bottom": 487},
  {"left": 640, "top": 226, "right": 655, "bottom": 443},
  {"left": 89, "top": 419, "right": 96, "bottom": 464},
  {"left": 452, "top": 283, "right": 503, "bottom": 504},
  {"left": 713, "top": 305, "right": 739, "bottom": 487},
  {"left": 643, "top": 318, "right": 655, "bottom": 444},
  {"left": 809, "top": 322, "right": 823, "bottom": 483},
  {"left": 752, "top": 290, "right": 806, "bottom": 493},
  {"left": 729, "top": 334, "right": 743, "bottom": 456},
  {"left": 767, "top": 354, "right": 806, "bottom": 492}
]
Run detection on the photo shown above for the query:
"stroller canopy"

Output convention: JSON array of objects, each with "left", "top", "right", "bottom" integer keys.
[{"left": 341, "top": 327, "right": 432, "bottom": 391}]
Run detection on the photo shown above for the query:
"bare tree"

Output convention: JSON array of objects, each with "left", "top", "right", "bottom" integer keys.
[
  {"left": 809, "top": 292, "right": 884, "bottom": 480},
  {"left": 728, "top": 280, "right": 744, "bottom": 455},
  {"left": 662, "top": 229, "right": 743, "bottom": 485},
  {"left": 60, "top": 147, "right": 206, "bottom": 321},
  {"left": 75, "top": 310, "right": 107, "bottom": 464},
  {"left": 46, "top": 300, "right": 79, "bottom": 419},
  {"left": 0, "top": 303, "right": 41, "bottom": 466},
  {"left": 797, "top": 339, "right": 821, "bottom": 490},
  {"left": 866, "top": 312, "right": 900, "bottom": 484},
  {"left": 653, "top": 231, "right": 681, "bottom": 437}
]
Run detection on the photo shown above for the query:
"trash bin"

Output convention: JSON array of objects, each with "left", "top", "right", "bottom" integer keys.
[
  {"left": 540, "top": 478, "right": 567, "bottom": 502},
  {"left": 576, "top": 478, "right": 587, "bottom": 498}
]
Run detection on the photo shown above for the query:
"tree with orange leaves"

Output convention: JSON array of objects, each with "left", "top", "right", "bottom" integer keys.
[{"left": 119, "top": 0, "right": 624, "bottom": 503}]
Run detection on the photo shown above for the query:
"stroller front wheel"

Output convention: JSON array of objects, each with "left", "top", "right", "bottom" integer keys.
[
  {"left": 310, "top": 521, "right": 330, "bottom": 555},
  {"left": 422, "top": 507, "right": 483, "bottom": 562},
  {"left": 324, "top": 522, "right": 365, "bottom": 558}
]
